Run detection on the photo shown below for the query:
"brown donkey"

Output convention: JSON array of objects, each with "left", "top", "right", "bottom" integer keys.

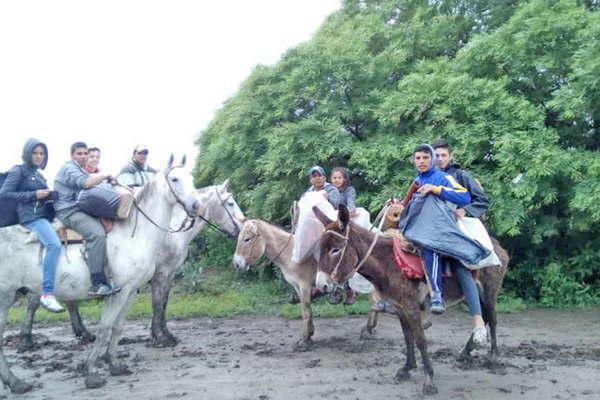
[
  {"left": 232, "top": 219, "right": 318, "bottom": 349},
  {"left": 312, "top": 205, "right": 508, "bottom": 395}
]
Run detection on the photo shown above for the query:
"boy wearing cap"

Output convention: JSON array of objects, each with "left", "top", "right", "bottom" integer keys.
[
  {"left": 305, "top": 165, "right": 340, "bottom": 209},
  {"left": 117, "top": 144, "right": 157, "bottom": 187}
]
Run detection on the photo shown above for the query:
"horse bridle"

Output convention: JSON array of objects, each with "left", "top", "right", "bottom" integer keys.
[
  {"left": 129, "top": 165, "right": 196, "bottom": 236},
  {"left": 239, "top": 221, "right": 291, "bottom": 265},
  {"left": 325, "top": 223, "right": 379, "bottom": 280},
  {"left": 194, "top": 187, "right": 240, "bottom": 238},
  {"left": 214, "top": 187, "right": 241, "bottom": 237}
]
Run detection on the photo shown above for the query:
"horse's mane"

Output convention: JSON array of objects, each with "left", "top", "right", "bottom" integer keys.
[{"left": 133, "top": 180, "right": 157, "bottom": 203}]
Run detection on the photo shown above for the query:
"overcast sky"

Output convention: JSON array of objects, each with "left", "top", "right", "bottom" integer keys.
[{"left": 0, "top": 0, "right": 340, "bottom": 181}]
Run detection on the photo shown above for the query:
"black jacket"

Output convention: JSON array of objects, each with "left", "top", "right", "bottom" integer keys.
[
  {"left": 0, "top": 138, "right": 55, "bottom": 224},
  {"left": 441, "top": 163, "right": 489, "bottom": 218}
]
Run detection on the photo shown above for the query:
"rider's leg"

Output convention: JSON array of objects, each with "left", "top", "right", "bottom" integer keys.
[
  {"left": 422, "top": 248, "right": 444, "bottom": 313},
  {"left": 23, "top": 218, "right": 64, "bottom": 312},
  {"left": 60, "top": 211, "right": 109, "bottom": 289},
  {"left": 451, "top": 260, "right": 486, "bottom": 344},
  {"left": 451, "top": 260, "right": 483, "bottom": 325}
]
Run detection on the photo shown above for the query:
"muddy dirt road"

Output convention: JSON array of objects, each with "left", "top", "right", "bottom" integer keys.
[{"left": 2, "top": 309, "right": 599, "bottom": 399}]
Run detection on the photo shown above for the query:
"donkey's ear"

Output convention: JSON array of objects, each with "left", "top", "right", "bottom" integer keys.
[
  {"left": 313, "top": 205, "right": 334, "bottom": 226},
  {"left": 249, "top": 220, "right": 258, "bottom": 235},
  {"left": 167, "top": 154, "right": 174, "bottom": 168},
  {"left": 181, "top": 154, "right": 187, "bottom": 166},
  {"left": 338, "top": 204, "right": 350, "bottom": 229}
]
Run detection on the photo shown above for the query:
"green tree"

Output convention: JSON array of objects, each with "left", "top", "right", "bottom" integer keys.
[{"left": 195, "top": 0, "right": 600, "bottom": 305}]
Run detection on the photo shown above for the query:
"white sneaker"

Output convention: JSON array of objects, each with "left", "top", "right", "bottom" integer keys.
[
  {"left": 472, "top": 325, "right": 488, "bottom": 347},
  {"left": 40, "top": 294, "right": 65, "bottom": 313}
]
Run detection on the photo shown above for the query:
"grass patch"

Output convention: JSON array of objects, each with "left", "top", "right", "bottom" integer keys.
[
  {"left": 496, "top": 292, "right": 528, "bottom": 313},
  {"left": 7, "top": 266, "right": 532, "bottom": 326}
]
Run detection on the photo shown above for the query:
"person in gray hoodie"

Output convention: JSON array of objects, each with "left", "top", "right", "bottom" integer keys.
[
  {"left": 0, "top": 138, "right": 64, "bottom": 312},
  {"left": 54, "top": 141, "right": 119, "bottom": 297}
]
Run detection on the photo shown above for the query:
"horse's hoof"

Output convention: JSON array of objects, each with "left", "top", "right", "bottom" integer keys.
[
  {"left": 109, "top": 363, "right": 133, "bottom": 376},
  {"left": 17, "top": 337, "right": 35, "bottom": 353},
  {"left": 456, "top": 352, "right": 473, "bottom": 363},
  {"left": 422, "top": 383, "right": 438, "bottom": 395},
  {"left": 150, "top": 333, "right": 178, "bottom": 348},
  {"left": 85, "top": 373, "right": 107, "bottom": 389},
  {"left": 293, "top": 339, "right": 312, "bottom": 352},
  {"left": 10, "top": 379, "right": 33, "bottom": 394},
  {"left": 394, "top": 369, "right": 410, "bottom": 382},
  {"left": 78, "top": 332, "right": 96, "bottom": 345}
]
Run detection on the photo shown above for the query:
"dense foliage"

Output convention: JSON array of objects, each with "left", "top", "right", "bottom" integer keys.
[{"left": 194, "top": 0, "right": 600, "bottom": 305}]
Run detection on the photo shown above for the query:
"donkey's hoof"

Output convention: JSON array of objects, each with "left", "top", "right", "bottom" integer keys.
[
  {"left": 10, "top": 379, "right": 33, "bottom": 394},
  {"left": 293, "top": 339, "right": 312, "bottom": 352},
  {"left": 394, "top": 369, "right": 410, "bottom": 383},
  {"left": 360, "top": 326, "right": 377, "bottom": 340},
  {"left": 110, "top": 363, "right": 133, "bottom": 376},
  {"left": 77, "top": 332, "right": 96, "bottom": 345},
  {"left": 422, "top": 383, "right": 438, "bottom": 395},
  {"left": 85, "top": 373, "right": 107, "bottom": 389}
]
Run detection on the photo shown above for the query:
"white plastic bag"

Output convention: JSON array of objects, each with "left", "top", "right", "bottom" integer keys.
[
  {"left": 292, "top": 192, "right": 337, "bottom": 263},
  {"left": 351, "top": 207, "right": 371, "bottom": 229},
  {"left": 348, "top": 272, "right": 374, "bottom": 293},
  {"left": 456, "top": 217, "right": 501, "bottom": 269}
]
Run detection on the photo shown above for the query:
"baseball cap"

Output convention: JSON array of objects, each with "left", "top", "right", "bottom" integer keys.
[
  {"left": 133, "top": 144, "right": 149, "bottom": 154},
  {"left": 308, "top": 165, "right": 325, "bottom": 176}
]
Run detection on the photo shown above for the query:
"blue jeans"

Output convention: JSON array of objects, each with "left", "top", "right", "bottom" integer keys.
[
  {"left": 23, "top": 218, "right": 61, "bottom": 294},
  {"left": 448, "top": 258, "right": 482, "bottom": 316}
]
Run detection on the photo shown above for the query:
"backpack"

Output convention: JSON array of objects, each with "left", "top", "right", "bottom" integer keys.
[
  {"left": 0, "top": 168, "right": 21, "bottom": 227},
  {"left": 76, "top": 183, "right": 122, "bottom": 219}
]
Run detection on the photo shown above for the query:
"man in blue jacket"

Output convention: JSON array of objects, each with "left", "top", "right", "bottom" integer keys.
[{"left": 411, "top": 143, "right": 471, "bottom": 314}]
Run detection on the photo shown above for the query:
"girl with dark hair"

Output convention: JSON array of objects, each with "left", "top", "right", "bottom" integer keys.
[{"left": 0, "top": 139, "right": 64, "bottom": 312}]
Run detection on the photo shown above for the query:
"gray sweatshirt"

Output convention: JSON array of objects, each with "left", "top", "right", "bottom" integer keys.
[
  {"left": 338, "top": 186, "right": 357, "bottom": 210},
  {"left": 54, "top": 160, "right": 89, "bottom": 217},
  {"left": 306, "top": 182, "right": 340, "bottom": 209}
]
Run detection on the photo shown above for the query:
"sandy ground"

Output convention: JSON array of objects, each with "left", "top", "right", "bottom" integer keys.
[{"left": 1, "top": 308, "right": 599, "bottom": 400}]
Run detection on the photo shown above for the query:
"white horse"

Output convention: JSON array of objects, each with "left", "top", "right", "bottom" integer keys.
[
  {"left": 149, "top": 180, "right": 244, "bottom": 346},
  {"left": 16, "top": 180, "right": 244, "bottom": 349},
  {"left": 0, "top": 155, "right": 198, "bottom": 393}
]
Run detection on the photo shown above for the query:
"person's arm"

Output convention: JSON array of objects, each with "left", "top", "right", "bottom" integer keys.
[
  {"left": 62, "top": 163, "right": 90, "bottom": 190},
  {"left": 0, "top": 166, "right": 37, "bottom": 203},
  {"left": 458, "top": 170, "right": 489, "bottom": 218},
  {"left": 345, "top": 187, "right": 357, "bottom": 211},
  {"left": 419, "top": 175, "right": 471, "bottom": 206},
  {"left": 326, "top": 185, "right": 340, "bottom": 209}
]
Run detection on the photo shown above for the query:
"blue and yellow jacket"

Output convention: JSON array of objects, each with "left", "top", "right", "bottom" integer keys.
[{"left": 413, "top": 145, "right": 471, "bottom": 207}]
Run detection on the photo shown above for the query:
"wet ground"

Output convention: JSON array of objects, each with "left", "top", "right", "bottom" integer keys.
[{"left": 2, "top": 308, "right": 599, "bottom": 399}]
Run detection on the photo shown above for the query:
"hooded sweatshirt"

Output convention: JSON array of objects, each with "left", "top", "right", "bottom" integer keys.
[
  {"left": 412, "top": 144, "right": 471, "bottom": 207},
  {"left": 0, "top": 138, "right": 55, "bottom": 223}
]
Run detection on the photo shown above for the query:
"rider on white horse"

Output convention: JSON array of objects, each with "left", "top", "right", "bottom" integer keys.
[
  {"left": 54, "top": 141, "right": 120, "bottom": 297},
  {"left": 0, "top": 138, "right": 65, "bottom": 313}
]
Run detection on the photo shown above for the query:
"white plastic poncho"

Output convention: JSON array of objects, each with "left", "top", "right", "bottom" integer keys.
[
  {"left": 456, "top": 217, "right": 501, "bottom": 269},
  {"left": 351, "top": 207, "right": 371, "bottom": 229},
  {"left": 292, "top": 192, "right": 337, "bottom": 264}
]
